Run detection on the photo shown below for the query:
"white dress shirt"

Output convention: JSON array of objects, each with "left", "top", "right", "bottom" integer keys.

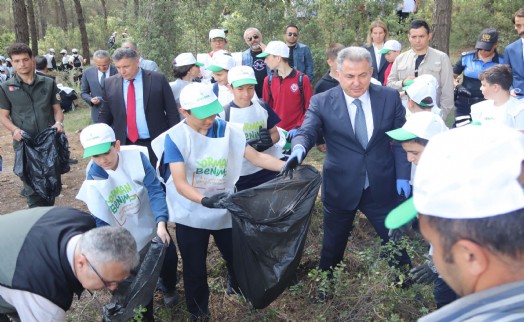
[{"left": 343, "top": 90, "right": 374, "bottom": 140}]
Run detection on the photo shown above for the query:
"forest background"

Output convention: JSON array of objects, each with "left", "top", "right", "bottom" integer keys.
[{"left": 1, "top": 0, "right": 523, "bottom": 321}]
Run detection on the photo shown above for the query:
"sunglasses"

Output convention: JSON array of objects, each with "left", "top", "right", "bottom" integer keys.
[
  {"left": 287, "top": 32, "right": 298, "bottom": 37},
  {"left": 245, "top": 34, "right": 259, "bottom": 42}
]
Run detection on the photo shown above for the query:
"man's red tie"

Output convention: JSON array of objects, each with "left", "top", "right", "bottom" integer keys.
[{"left": 127, "top": 79, "right": 139, "bottom": 143}]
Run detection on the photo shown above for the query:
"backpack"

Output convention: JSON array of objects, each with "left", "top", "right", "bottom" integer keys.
[
  {"left": 222, "top": 99, "right": 267, "bottom": 122},
  {"left": 267, "top": 71, "right": 304, "bottom": 112},
  {"left": 73, "top": 55, "right": 81, "bottom": 68}
]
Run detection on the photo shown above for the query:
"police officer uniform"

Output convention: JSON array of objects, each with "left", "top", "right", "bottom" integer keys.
[{"left": 453, "top": 28, "right": 504, "bottom": 118}]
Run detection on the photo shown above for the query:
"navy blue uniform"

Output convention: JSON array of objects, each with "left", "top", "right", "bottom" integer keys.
[{"left": 453, "top": 50, "right": 504, "bottom": 116}]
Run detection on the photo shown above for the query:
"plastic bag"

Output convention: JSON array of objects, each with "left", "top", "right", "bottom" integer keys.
[
  {"left": 103, "top": 238, "right": 167, "bottom": 322},
  {"left": 14, "top": 128, "right": 68, "bottom": 204},
  {"left": 222, "top": 165, "right": 321, "bottom": 309}
]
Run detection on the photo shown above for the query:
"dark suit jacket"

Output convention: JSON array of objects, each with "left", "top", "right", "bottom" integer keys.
[
  {"left": 505, "top": 39, "right": 524, "bottom": 91},
  {"left": 98, "top": 69, "right": 180, "bottom": 143},
  {"left": 80, "top": 65, "right": 117, "bottom": 122},
  {"left": 364, "top": 45, "right": 388, "bottom": 84},
  {"left": 292, "top": 84, "right": 410, "bottom": 211}
]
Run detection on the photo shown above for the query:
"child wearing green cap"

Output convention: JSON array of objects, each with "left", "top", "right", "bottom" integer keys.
[
  {"left": 76, "top": 122, "right": 179, "bottom": 311},
  {"left": 221, "top": 65, "right": 284, "bottom": 191},
  {"left": 155, "top": 82, "right": 284, "bottom": 320}
]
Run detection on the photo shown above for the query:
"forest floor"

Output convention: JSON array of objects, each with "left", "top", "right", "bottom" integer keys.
[{"left": 0, "top": 87, "right": 435, "bottom": 321}]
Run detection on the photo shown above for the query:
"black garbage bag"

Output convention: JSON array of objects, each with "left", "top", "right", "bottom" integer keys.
[
  {"left": 223, "top": 165, "right": 321, "bottom": 309},
  {"left": 13, "top": 128, "right": 68, "bottom": 204},
  {"left": 56, "top": 131, "right": 71, "bottom": 174},
  {"left": 103, "top": 238, "right": 167, "bottom": 322}
]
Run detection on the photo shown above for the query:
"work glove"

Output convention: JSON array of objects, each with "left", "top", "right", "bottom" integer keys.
[
  {"left": 285, "top": 127, "right": 299, "bottom": 142},
  {"left": 201, "top": 192, "right": 231, "bottom": 209},
  {"left": 410, "top": 255, "right": 439, "bottom": 285},
  {"left": 388, "top": 218, "right": 415, "bottom": 242},
  {"left": 279, "top": 145, "right": 306, "bottom": 179},
  {"left": 396, "top": 179, "right": 411, "bottom": 198},
  {"left": 247, "top": 126, "right": 274, "bottom": 152}
]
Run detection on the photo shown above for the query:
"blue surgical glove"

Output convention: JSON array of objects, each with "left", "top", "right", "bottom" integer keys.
[
  {"left": 396, "top": 179, "right": 411, "bottom": 198},
  {"left": 286, "top": 127, "right": 299, "bottom": 142},
  {"left": 279, "top": 145, "right": 306, "bottom": 179}
]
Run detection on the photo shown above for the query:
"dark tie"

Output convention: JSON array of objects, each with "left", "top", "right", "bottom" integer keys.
[
  {"left": 100, "top": 72, "right": 106, "bottom": 88},
  {"left": 127, "top": 79, "right": 139, "bottom": 143},
  {"left": 353, "top": 98, "right": 369, "bottom": 188}
]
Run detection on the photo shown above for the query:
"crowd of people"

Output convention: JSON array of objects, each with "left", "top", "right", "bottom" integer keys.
[{"left": 1, "top": 7, "right": 524, "bottom": 322}]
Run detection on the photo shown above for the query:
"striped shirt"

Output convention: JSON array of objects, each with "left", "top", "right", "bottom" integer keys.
[{"left": 419, "top": 280, "right": 524, "bottom": 322}]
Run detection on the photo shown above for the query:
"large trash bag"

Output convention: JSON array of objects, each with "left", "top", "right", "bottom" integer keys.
[
  {"left": 13, "top": 128, "right": 68, "bottom": 204},
  {"left": 103, "top": 237, "right": 166, "bottom": 322},
  {"left": 223, "top": 165, "right": 321, "bottom": 309}
]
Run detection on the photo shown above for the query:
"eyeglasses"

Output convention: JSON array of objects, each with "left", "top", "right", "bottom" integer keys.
[
  {"left": 84, "top": 254, "right": 120, "bottom": 289},
  {"left": 287, "top": 32, "right": 298, "bottom": 37},
  {"left": 245, "top": 34, "right": 259, "bottom": 42}
]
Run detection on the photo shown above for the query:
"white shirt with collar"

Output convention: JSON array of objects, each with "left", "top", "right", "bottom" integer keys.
[
  {"left": 343, "top": 90, "right": 374, "bottom": 140},
  {"left": 97, "top": 69, "right": 110, "bottom": 84}
]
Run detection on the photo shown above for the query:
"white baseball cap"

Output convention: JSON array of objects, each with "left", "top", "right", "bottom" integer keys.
[
  {"left": 72, "top": 48, "right": 78, "bottom": 53},
  {"left": 380, "top": 40, "right": 402, "bottom": 54},
  {"left": 173, "top": 53, "right": 203, "bottom": 67},
  {"left": 403, "top": 74, "right": 439, "bottom": 108},
  {"left": 49, "top": 48, "right": 55, "bottom": 53},
  {"left": 180, "top": 83, "right": 224, "bottom": 119},
  {"left": 228, "top": 65, "right": 257, "bottom": 88},
  {"left": 209, "top": 29, "right": 226, "bottom": 40},
  {"left": 386, "top": 111, "right": 448, "bottom": 141},
  {"left": 80, "top": 123, "right": 116, "bottom": 158},
  {"left": 206, "top": 51, "right": 236, "bottom": 72},
  {"left": 386, "top": 125, "right": 524, "bottom": 229},
  {"left": 256, "top": 41, "right": 290, "bottom": 58},
  {"left": 60, "top": 49, "right": 67, "bottom": 54}
]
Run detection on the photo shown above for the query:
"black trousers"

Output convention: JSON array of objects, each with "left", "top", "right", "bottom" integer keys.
[
  {"left": 176, "top": 223, "right": 236, "bottom": 318},
  {"left": 319, "top": 188, "right": 411, "bottom": 271}
]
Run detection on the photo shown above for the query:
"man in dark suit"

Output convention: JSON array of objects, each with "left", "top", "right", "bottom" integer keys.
[
  {"left": 506, "top": 8, "right": 524, "bottom": 97},
  {"left": 81, "top": 50, "right": 117, "bottom": 123},
  {"left": 98, "top": 47, "right": 180, "bottom": 166},
  {"left": 282, "top": 47, "right": 411, "bottom": 289},
  {"left": 365, "top": 44, "right": 387, "bottom": 84}
]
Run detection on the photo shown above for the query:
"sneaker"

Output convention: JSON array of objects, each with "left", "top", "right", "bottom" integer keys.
[{"left": 163, "top": 290, "right": 178, "bottom": 307}]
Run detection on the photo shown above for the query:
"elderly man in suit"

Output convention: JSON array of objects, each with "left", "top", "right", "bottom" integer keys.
[
  {"left": 506, "top": 8, "right": 524, "bottom": 97},
  {"left": 98, "top": 47, "right": 180, "bottom": 166},
  {"left": 81, "top": 50, "right": 118, "bottom": 123},
  {"left": 283, "top": 47, "right": 412, "bottom": 295}
]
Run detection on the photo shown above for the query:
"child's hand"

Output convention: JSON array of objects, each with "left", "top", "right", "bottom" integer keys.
[{"left": 157, "top": 222, "right": 171, "bottom": 244}]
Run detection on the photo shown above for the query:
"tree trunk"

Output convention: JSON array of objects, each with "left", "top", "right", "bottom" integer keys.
[
  {"left": 26, "top": 0, "right": 39, "bottom": 55},
  {"left": 57, "top": 0, "right": 68, "bottom": 31},
  {"left": 133, "top": 0, "right": 139, "bottom": 18},
  {"left": 429, "top": 0, "right": 452, "bottom": 55},
  {"left": 72, "top": 0, "right": 90, "bottom": 64},
  {"left": 12, "top": 0, "right": 29, "bottom": 44},
  {"left": 100, "top": 0, "right": 108, "bottom": 32},
  {"left": 37, "top": 0, "right": 47, "bottom": 39}
]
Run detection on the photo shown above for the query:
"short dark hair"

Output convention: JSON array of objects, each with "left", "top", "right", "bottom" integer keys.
[
  {"left": 285, "top": 24, "right": 299, "bottom": 33},
  {"left": 173, "top": 64, "right": 194, "bottom": 79},
  {"left": 35, "top": 55, "right": 47, "bottom": 70},
  {"left": 409, "top": 20, "right": 430, "bottom": 34},
  {"left": 513, "top": 8, "right": 524, "bottom": 24},
  {"left": 479, "top": 64, "right": 513, "bottom": 92},
  {"left": 326, "top": 43, "right": 345, "bottom": 60},
  {"left": 7, "top": 43, "right": 32, "bottom": 59},
  {"left": 395, "top": 137, "right": 429, "bottom": 146},
  {"left": 112, "top": 47, "right": 138, "bottom": 62},
  {"left": 425, "top": 207, "right": 524, "bottom": 263}
]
